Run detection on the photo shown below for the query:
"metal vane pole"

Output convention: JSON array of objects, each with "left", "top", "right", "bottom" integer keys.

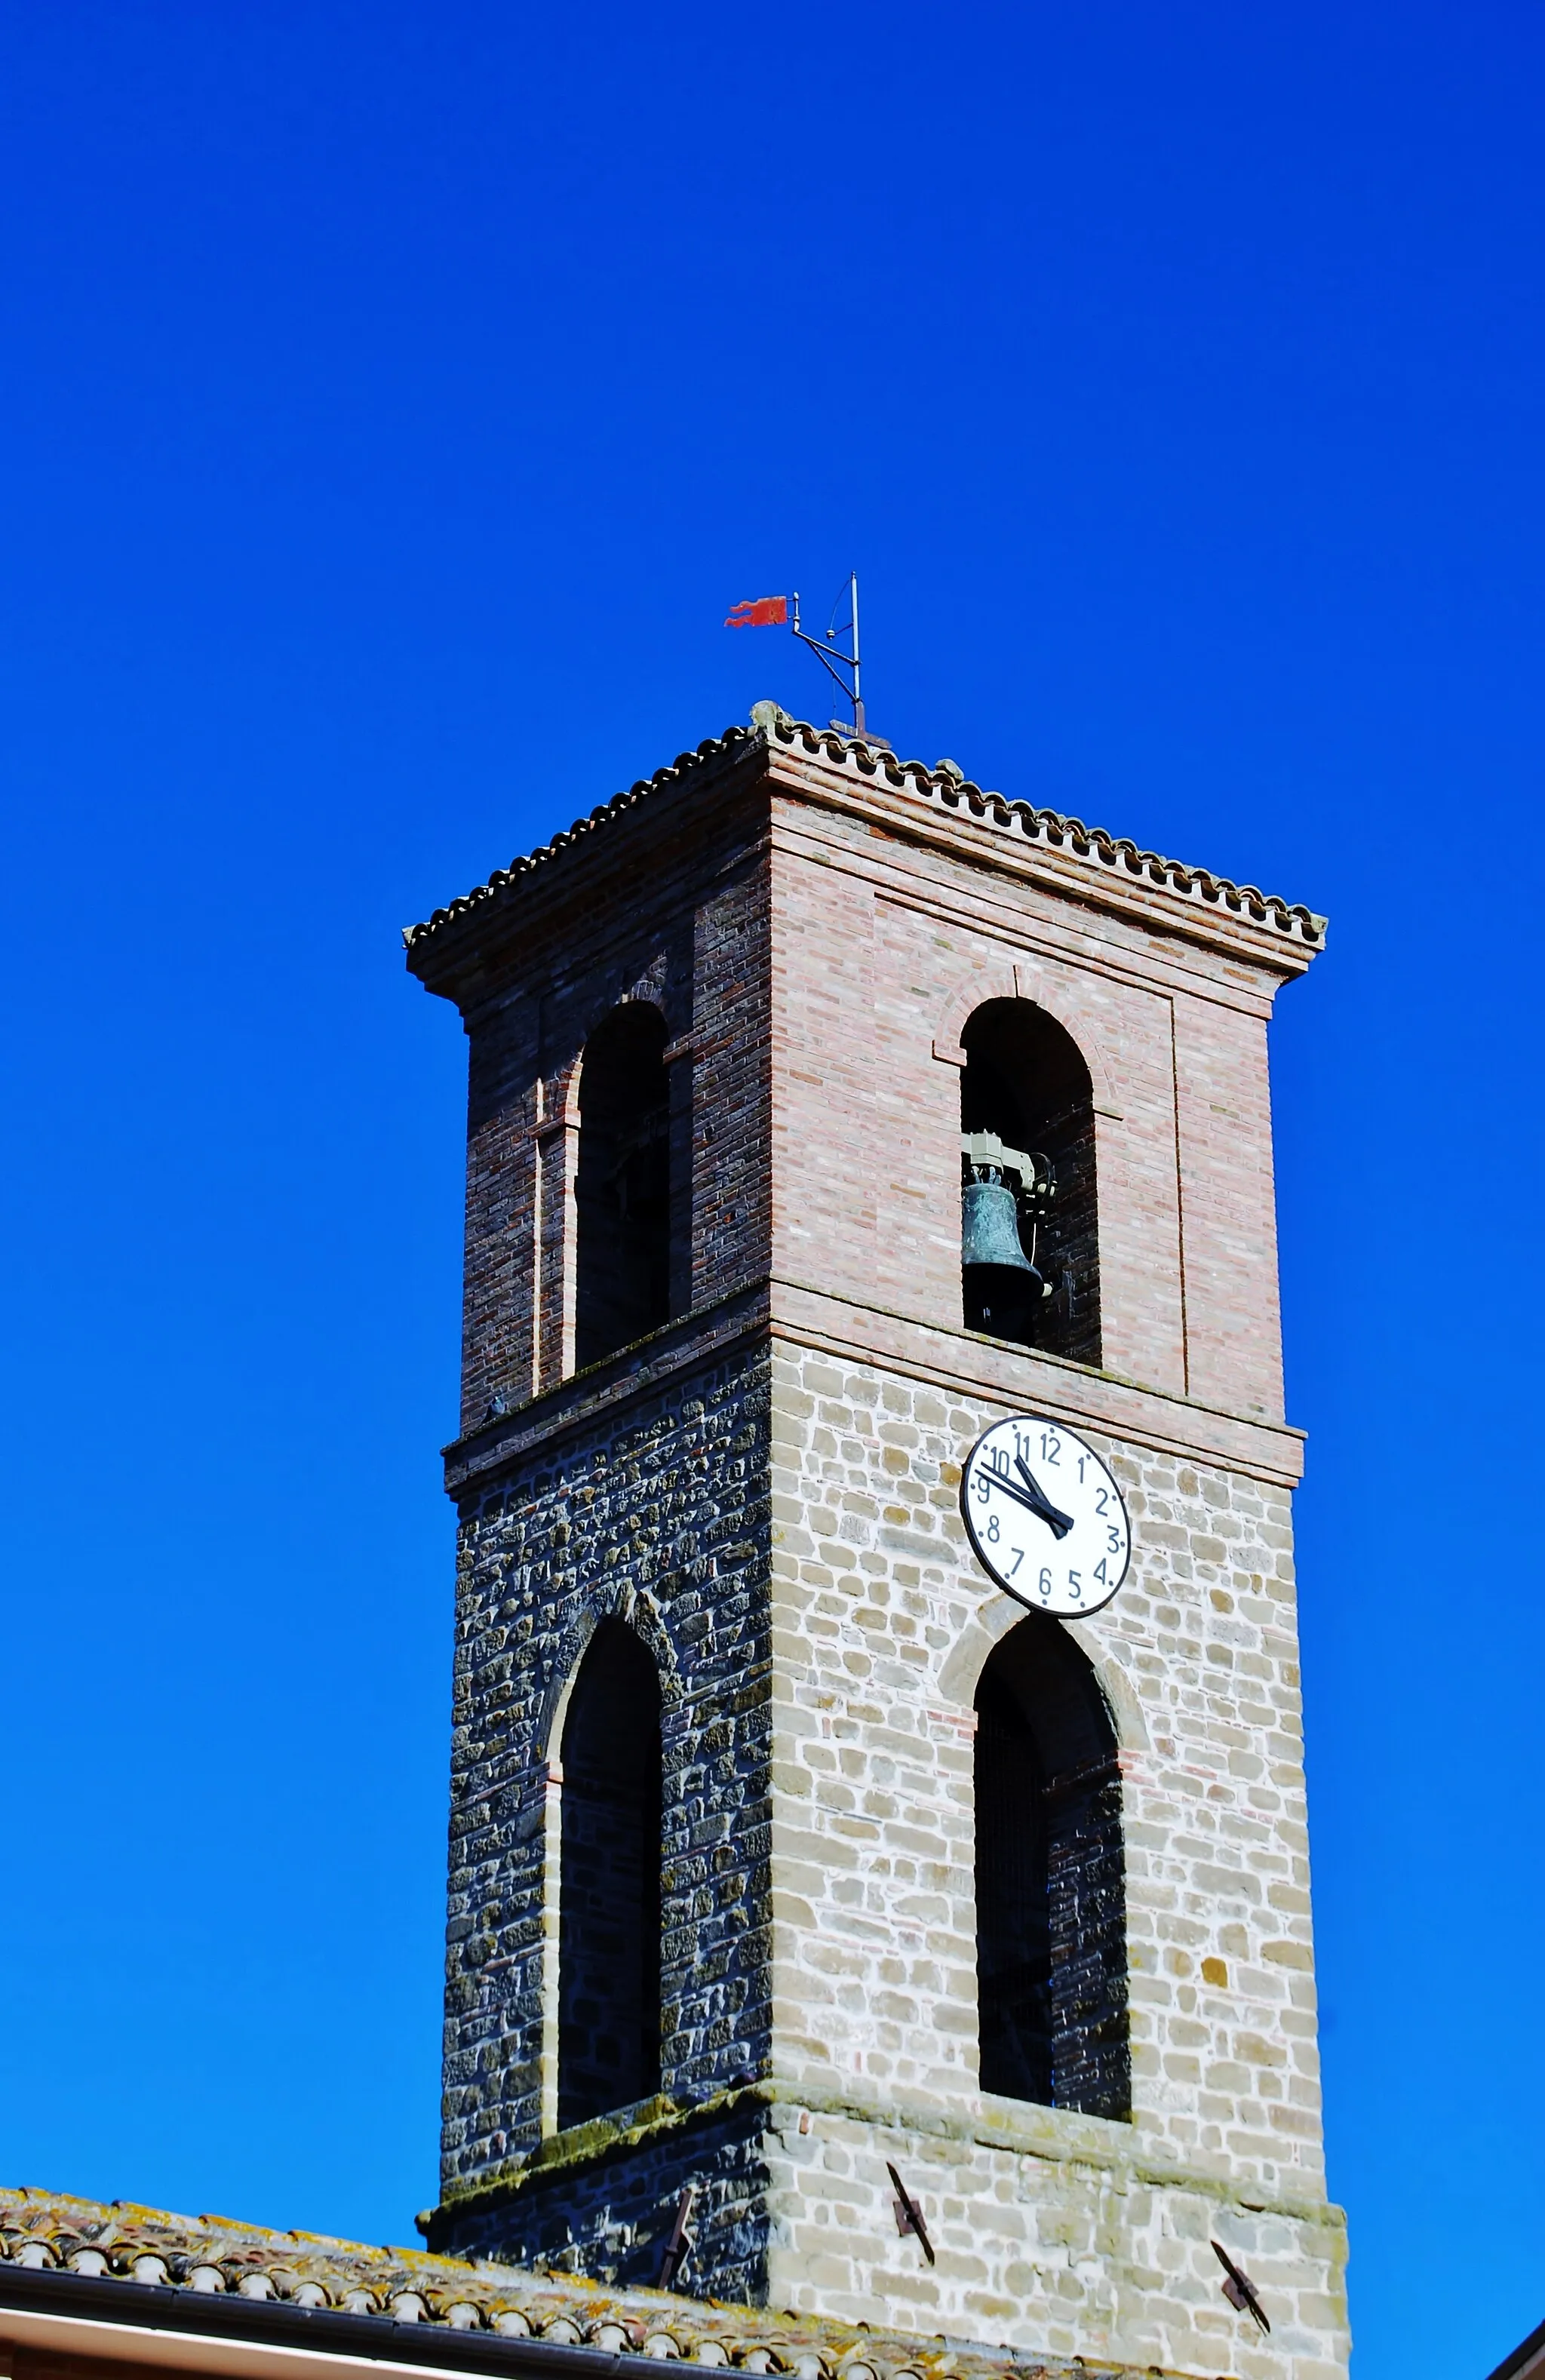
[
  {"left": 849, "top": 570, "right": 862, "bottom": 733},
  {"left": 790, "top": 572, "right": 867, "bottom": 736}
]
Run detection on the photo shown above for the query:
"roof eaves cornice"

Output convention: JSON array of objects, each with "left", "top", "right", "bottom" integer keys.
[
  {"left": 402, "top": 728, "right": 758, "bottom": 955},
  {"left": 761, "top": 715, "right": 1326, "bottom": 954},
  {"left": 401, "top": 714, "right": 1326, "bottom": 961}
]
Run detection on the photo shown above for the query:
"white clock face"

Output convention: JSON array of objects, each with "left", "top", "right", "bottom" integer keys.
[{"left": 960, "top": 1414, "right": 1132, "bottom": 1617}]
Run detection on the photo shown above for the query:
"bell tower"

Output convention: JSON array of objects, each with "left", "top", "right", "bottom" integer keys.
[{"left": 406, "top": 708, "right": 1350, "bottom": 2379}]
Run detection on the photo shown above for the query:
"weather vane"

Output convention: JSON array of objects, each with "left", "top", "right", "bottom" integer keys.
[{"left": 726, "top": 571, "right": 876, "bottom": 740}]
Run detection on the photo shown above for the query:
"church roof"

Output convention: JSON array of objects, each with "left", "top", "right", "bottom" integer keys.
[
  {"left": 402, "top": 710, "right": 1327, "bottom": 959},
  {"left": 0, "top": 2186, "right": 1179, "bottom": 2380}
]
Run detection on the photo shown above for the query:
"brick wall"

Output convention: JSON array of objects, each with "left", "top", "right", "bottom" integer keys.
[
  {"left": 410, "top": 725, "right": 1307, "bottom": 1439},
  {"left": 959, "top": 1000, "right": 1101, "bottom": 1365},
  {"left": 766, "top": 759, "right": 1288, "bottom": 1415},
  {"left": 417, "top": 753, "right": 772, "bottom": 1436}
]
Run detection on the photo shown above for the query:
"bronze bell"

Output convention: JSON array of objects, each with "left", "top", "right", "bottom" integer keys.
[{"left": 962, "top": 1170, "right": 1043, "bottom": 1338}]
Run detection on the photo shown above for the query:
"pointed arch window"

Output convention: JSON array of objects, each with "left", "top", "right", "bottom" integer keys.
[
  {"left": 556, "top": 1619, "right": 663, "bottom": 2129},
  {"left": 975, "top": 1614, "right": 1129, "bottom": 2118}
]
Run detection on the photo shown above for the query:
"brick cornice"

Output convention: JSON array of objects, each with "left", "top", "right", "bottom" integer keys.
[
  {"left": 769, "top": 776, "right": 1306, "bottom": 1003},
  {"left": 761, "top": 725, "right": 1323, "bottom": 974}
]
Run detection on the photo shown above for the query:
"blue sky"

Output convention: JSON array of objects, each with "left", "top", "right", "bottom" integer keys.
[{"left": 1, "top": 6, "right": 1541, "bottom": 2374}]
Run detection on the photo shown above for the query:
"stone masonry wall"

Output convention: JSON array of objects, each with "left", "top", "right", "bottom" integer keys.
[
  {"left": 444, "top": 2097, "right": 772, "bottom": 2301},
  {"left": 413, "top": 728, "right": 1343, "bottom": 2374},
  {"left": 439, "top": 1342, "right": 774, "bottom": 2243},
  {"left": 762, "top": 2098, "right": 1344, "bottom": 2380},
  {"left": 765, "top": 1340, "right": 1347, "bottom": 2380}
]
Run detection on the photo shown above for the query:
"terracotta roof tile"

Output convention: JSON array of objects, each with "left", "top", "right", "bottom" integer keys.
[{"left": 0, "top": 2186, "right": 1173, "bottom": 2380}]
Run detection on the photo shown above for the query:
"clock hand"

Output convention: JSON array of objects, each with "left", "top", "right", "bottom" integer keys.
[
  {"left": 1013, "top": 1455, "right": 1076, "bottom": 1540},
  {"left": 980, "top": 1469, "right": 1043, "bottom": 1520},
  {"left": 979, "top": 1463, "right": 1075, "bottom": 1538}
]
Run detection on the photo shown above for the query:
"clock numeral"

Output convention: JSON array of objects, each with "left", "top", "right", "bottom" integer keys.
[
  {"left": 1009, "top": 1547, "right": 1025, "bottom": 1577},
  {"left": 1107, "top": 1527, "right": 1123, "bottom": 1552},
  {"left": 1040, "top": 1430, "right": 1061, "bottom": 1465},
  {"left": 1037, "top": 1567, "right": 1053, "bottom": 1599},
  {"left": 1094, "top": 1558, "right": 1108, "bottom": 1586},
  {"left": 1094, "top": 1487, "right": 1110, "bottom": 1516},
  {"left": 985, "top": 1512, "right": 1000, "bottom": 1543},
  {"left": 1067, "top": 1568, "right": 1083, "bottom": 1601}
]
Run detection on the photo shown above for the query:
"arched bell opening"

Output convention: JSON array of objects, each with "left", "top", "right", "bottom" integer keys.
[
  {"left": 574, "top": 1003, "right": 671, "bottom": 1371},
  {"left": 556, "top": 1618, "right": 663, "bottom": 2129},
  {"left": 960, "top": 1000, "right": 1101, "bottom": 1365},
  {"left": 974, "top": 1613, "right": 1129, "bottom": 2120}
]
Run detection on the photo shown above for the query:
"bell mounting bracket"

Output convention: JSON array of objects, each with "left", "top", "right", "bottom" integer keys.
[{"left": 960, "top": 1131, "right": 1055, "bottom": 1211}]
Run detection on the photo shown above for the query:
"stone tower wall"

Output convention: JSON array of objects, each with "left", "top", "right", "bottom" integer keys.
[
  {"left": 408, "top": 720, "right": 1347, "bottom": 2380},
  {"left": 763, "top": 1341, "right": 1345, "bottom": 2376},
  {"left": 439, "top": 1340, "right": 775, "bottom": 2292}
]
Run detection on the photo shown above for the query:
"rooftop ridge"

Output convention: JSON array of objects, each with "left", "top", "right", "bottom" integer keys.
[{"left": 401, "top": 717, "right": 1326, "bottom": 957}]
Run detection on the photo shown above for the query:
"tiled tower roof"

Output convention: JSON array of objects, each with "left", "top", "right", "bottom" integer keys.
[{"left": 402, "top": 711, "right": 1325, "bottom": 957}]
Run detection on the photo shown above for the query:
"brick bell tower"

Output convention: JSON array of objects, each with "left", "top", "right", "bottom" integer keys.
[{"left": 405, "top": 705, "right": 1350, "bottom": 2380}]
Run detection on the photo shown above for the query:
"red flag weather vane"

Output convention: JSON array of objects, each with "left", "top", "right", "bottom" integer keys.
[{"left": 725, "top": 572, "right": 873, "bottom": 740}]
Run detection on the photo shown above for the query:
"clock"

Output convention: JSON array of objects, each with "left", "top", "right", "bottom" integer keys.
[{"left": 960, "top": 1414, "right": 1132, "bottom": 1616}]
